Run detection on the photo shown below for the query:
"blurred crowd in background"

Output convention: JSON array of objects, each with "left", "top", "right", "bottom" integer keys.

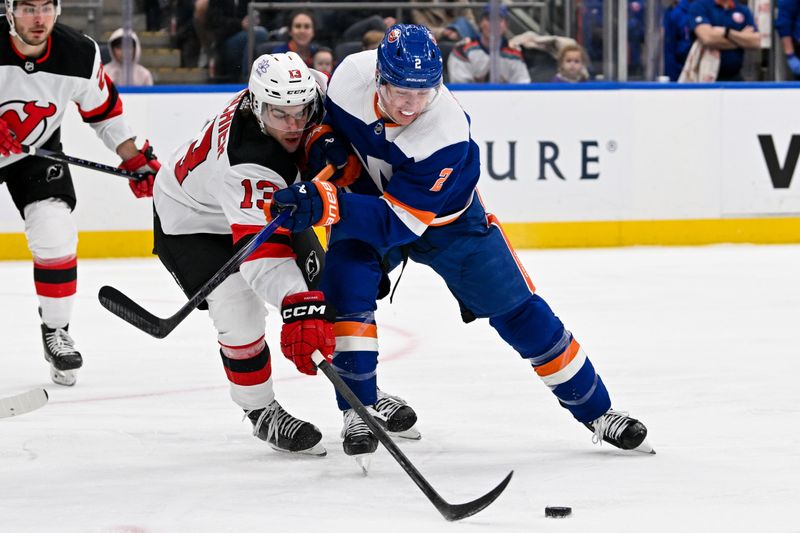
[{"left": 31, "top": 0, "right": 800, "bottom": 85}]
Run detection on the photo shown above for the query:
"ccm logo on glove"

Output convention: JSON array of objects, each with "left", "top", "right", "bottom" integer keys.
[
  {"left": 282, "top": 302, "right": 327, "bottom": 320},
  {"left": 280, "top": 291, "right": 335, "bottom": 376}
]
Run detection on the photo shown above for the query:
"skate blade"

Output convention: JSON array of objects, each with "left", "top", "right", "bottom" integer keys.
[
  {"left": 389, "top": 426, "right": 422, "bottom": 440},
  {"left": 50, "top": 368, "right": 76, "bottom": 387},
  {"left": 269, "top": 442, "right": 328, "bottom": 457},
  {"left": 353, "top": 453, "right": 373, "bottom": 476},
  {"left": 632, "top": 438, "right": 655, "bottom": 455}
]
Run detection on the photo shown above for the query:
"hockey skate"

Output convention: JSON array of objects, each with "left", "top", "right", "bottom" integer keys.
[
  {"left": 41, "top": 324, "right": 82, "bottom": 386},
  {"left": 585, "top": 409, "right": 655, "bottom": 454},
  {"left": 342, "top": 407, "right": 379, "bottom": 475},
  {"left": 374, "top": 389, "right": 421, "bottom": 440},
  {"left": 246, "top": 400, "right": 326, "bottom": 456}
]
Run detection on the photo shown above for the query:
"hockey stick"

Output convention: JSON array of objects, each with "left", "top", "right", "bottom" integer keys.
[
  {"left": 0, "top": 388, "right": 49, "bottom": 419},
  {"left": 20, "top": 145, "right": 148, "bottom": 181},
  {"left": 98, "top": 165, "right": 335, "bottom": 338},
  {"left": 311, "top": 351, "right": 513, "bottom": 521},
  {"left": 99, "top": 210, "right": 290, "bottom": 338}
]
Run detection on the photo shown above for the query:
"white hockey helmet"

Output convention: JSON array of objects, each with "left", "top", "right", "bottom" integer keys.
[
  {"left": 248, "top": 51, "right": 323, "bottom": 134},
  {"left": 5, "top": 0, "right": 62, "bottom": 40}
]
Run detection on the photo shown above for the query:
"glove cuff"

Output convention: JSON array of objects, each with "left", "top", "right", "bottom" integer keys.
[
  {"left": 120, "top": 140, "right": 159, "bottom": 172},
  {"left": 312, "top": 180, "right": 341, "bottom": 227},
  {"left": 281, "top": 291, "right": 335, "bottom": 323}
]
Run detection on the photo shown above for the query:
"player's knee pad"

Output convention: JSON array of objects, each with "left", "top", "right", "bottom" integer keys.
[
  {"left": 23, "top": 198, "right": 77, "bottom": 260},
  {"left": 206, "top": 273, "right": 266, "bottom": 346},
  {"left": 489, "top": 293, "right": 565, "bottom": 359}
]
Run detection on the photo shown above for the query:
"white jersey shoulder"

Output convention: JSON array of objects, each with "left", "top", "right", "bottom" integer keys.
[{"left": 154, "top": 91, "right": 297, "bottom": 236}]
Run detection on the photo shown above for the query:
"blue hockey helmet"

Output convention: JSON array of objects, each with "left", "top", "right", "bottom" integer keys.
[{"left": 377, "top": 24, "right": 443, "bottom": 90}]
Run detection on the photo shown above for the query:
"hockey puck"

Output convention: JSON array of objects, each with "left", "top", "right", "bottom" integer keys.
[{"left": 545, "top": 506, "right": 572, "bottom": 518}]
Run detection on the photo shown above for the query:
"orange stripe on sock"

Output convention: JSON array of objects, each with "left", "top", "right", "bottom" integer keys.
[
  {"left": 334, "top": 321, "right": 377, "bottom": 338},
  {"left": 535, "top": 339, "right": 580, "bottom": 377}
]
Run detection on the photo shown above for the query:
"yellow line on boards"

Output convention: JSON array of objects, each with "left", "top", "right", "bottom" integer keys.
[
  {"left": 0, "top": 231, "right": 155, "bottom": 260},
  {"left": 1, "top": 218, "right": 800, "bottom": 260},
  {"left": 492, "top": 218, "right": 800, "bottom": 248}
]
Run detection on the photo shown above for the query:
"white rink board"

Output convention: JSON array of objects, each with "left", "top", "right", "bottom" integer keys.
[{"left": 2, "top": 86, "right": 800, "bottom": 234}]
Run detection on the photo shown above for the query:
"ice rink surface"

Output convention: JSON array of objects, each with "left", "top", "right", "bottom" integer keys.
[{"left": 1, "top": 245, "right": 798, "bottom": 533}]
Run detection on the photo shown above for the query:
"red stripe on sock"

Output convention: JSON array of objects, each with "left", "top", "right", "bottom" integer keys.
[{"left": 35, "top": 280, "right": 77, "bottom": 298}]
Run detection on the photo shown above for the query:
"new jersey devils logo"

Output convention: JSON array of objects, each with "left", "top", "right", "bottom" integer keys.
[{"left": 0, "top": 100, "right": 58, "bottom": 146}]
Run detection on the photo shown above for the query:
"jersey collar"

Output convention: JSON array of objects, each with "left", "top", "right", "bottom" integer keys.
[
  {"left": 8, "top": 33, "right": 52, "bottom": 64},
  {"left": 372, "top": 93, "right": 401, "bottom": 128}
]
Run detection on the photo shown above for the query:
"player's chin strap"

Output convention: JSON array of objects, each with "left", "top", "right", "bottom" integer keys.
[
  {"left": 5, "top": 0, "right": 61, "bottom": 41},
  {"left": 5, "top": 10, "right": 19, "bottom": 39}
]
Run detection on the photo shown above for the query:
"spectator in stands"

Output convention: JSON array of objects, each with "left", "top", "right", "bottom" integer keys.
[
  {"left": 170, "top": 0, "right": 203, "bottom": 68},
  {"left": 687, "top": 0, "right": 760, "bottom": 81},
  {"left": 579, "top": 0, "right": 647, "bottom": 78},
  {"left": 341, "top": 14, "right": 396, "bottom": 42},
  {"left": 208, "top": 0, "right": 268, "bottom": 82},
  {"left": 361, "top": 29, "right": 384, "bottom": 51},
  {"left": 551, "top": 43, "right": 589, "bottom": 83},
  {"left": 627, "top": 1, "right": 646, "bottom": 77},
  {"left": 410, "top": 0, "right": 478, "bottom": 42},
  {"left": 509, "top": 31, "right": 583, "bottom": 81},
  {"left": 272, "top": 10, "right": 319, "bottom": 67},
  {"left": 145, "top": 0, "right": 165, "bottom": 31},
  {"left": 663, "top": 0, "right": 695, "bottom": 81},
  {"left": 447, "top": 4, "right": 530, "bottom": 84},
  {"left": 314, "top": 4, "right": 396, "bottom": 46},
  {"left": 105, "top": 29, "right": 154, "bottom": 86},
  {"left": 776, "top": 0, "right": 800, "bottom": 79},
  {"left": 312, "top": 46, "right": 334, "bottom": 76}
]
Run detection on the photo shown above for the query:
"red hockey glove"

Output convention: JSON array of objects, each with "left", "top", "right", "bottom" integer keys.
[
  {"left": 280, "top": 291, "right": 335, "bottom": 375},
  {"left": 0, "top": 118, "right": 23, "bottom": 158},
  {"left": 120, "top": 140, "right": 161, "bottom": 198},
  {"left": 305, "top": 124, "right": 362, "bottom": 187}
]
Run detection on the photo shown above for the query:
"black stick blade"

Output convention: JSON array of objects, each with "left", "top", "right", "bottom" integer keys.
[
  {"left": 98, "top": 285, "right": 173, "bottom": 339},
  {"left": 314, "top": 355, "right": 512, "bottom": 522},
  {"left": 437, "top": 471, "right": 513, "bottom": 521}
]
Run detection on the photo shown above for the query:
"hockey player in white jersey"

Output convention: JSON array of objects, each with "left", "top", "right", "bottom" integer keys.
[
  {"left": 152, "top": 52, "right": 331, "bottom": 455},
  {"left": 0, "top": 0, "right": 161, "bottom": 386},
  {"left": 269, "top": 25, "right": 653, "bottom": 459},
  {"left": 152, "top": 52, "right": 413, "bottom": 455}
]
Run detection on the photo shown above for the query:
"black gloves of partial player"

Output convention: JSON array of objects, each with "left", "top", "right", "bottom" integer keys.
[
  {"left": 120, "top": 140, "right": 161, "bottom": 198},
  {"left": 304, "top": 124, "right": 362, "bottom": 187},
  {"left": 266, "top": 180, "right": 342, "bottom": 233},
  {"left": 0, "top": 118, "right": 23, "bottom": 158}
]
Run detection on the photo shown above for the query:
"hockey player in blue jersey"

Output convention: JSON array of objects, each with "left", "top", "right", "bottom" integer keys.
[{"left": 267, "top": 24, "right": 653, "bottom": 460}]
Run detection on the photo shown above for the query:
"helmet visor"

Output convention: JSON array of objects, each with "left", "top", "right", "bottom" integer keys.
[
  {"left": 377, "top": 83, "right": 439, "bottom": 123},
  {"left": 12, "top": 2, "right": 57, "bottom": 17},
  {"left": 258, "top": 101, "right": 317, "bottom": 134}
]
